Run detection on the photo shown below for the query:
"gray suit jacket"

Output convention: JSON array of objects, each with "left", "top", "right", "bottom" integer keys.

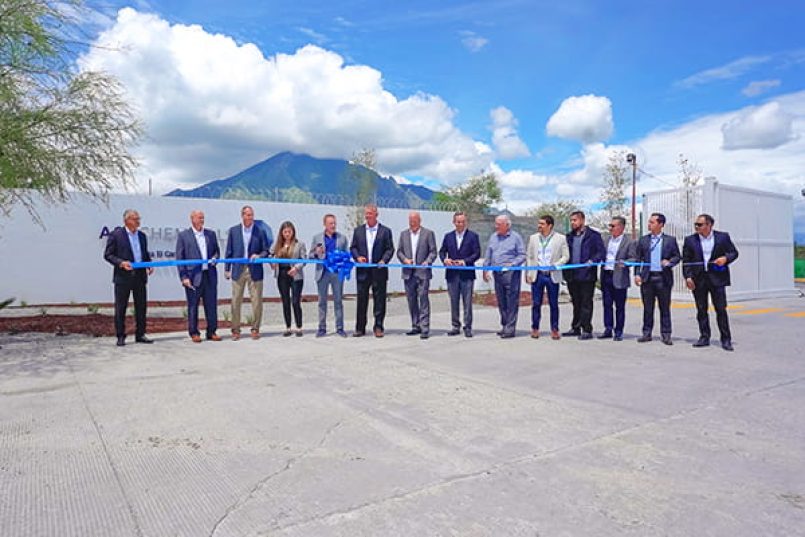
[
  {"left": 396, "top": 227, "right": 437, "bottom": 280},
  {"left": 309, "top": 231, "right": 349, "bottom": 282},
  {"left": 270, "top": 241, "right": 306, "bottom": 281},
  {"left": 601, "top": 235, "right": 636, "bottom": 289}
]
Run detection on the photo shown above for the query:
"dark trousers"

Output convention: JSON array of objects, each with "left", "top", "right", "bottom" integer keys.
[
  {"left": 404, "top": 276, "right": 431, "bottom": 333},
  {"left": 531, "top": 272, "right": 559, "bottom": 331},
  {"left": 113, "top": 271, "right": 147, "bottom": 338},
  {"left": 356, "top": 271, "right": 388, "bottom": 332},
  {"left": 693, "top": 277, "right": 731, "bottom": 342},
  {"left": 494, "top": 271, "right": 521, "bottom": 335},
  {"left": 185, "top": 270, "right": 217, "bottom": 337},
  {"left": 278, "top": 273, "right": 303, "bottom": 328},
  {"left": 641, "top": 273, "right": 672, "bottom": 336},
  {"left": 567, "top": 280, "right": 595, "bottom": 333},
  {"left": 447, "top": 278, "right": 474, "bottom": 330},
  {"left": 601, "top": 270, "right": 627, "bottom": 336}
]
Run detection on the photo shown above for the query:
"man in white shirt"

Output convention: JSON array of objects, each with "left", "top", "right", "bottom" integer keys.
[
  {"left": 525, "top": 214, "right": 569, "bottom": 340},
  {"left": 397, "top": 211, "right": 437, "bottom": 339},
  {"left": 598, "top": 216, "right": 635, "bottom": 341}
]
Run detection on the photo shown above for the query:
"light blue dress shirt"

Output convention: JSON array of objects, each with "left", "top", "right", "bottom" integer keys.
[
  {"left": 127, "top": 230, "right": 142, "bottom": 263},
  {"left": 486, "top": 230, "right": 526, "bottom": 267},
  {"left": 650, "top": 234, "right": 663, "bottom": 272}
]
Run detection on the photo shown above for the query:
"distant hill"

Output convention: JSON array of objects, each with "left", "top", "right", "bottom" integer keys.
[{"left": 165, "top": 151, "right": 439, "bottom": 207}]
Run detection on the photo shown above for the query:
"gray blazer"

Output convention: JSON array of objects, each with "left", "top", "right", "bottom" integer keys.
[
  {"left": 396, "top": 227, "right": 437, "bottom": 280},
  {"left": 309, "top": 231, "right": 349, "bottom": 282},
  {"left": 270, "top": 241, "right": 306, "bottom": 281},
  {"left": 601, "top": 235, "right": 635, "bottom": 289}
]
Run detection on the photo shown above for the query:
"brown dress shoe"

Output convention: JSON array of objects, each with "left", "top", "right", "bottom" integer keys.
[
  {"left": 250, "top": 330, "right": 260, "bottom": 340},
  {"left": 207, "top": 334, "right": 222, "bottom": 341},
  {"left": 374, "top": 328, "right": 384, "bottom": 338},
  {"left": 551, "top": 330, "right": 560, "bottom": 340},
  {"left": 531, "top": 329, "right": 540, "bottom": 339},
  {"left": 231, "top": 332, "right": 241, "bottom": 341},
  {"left": 191, "top": 335, "right": 202, "bottom": 343}
]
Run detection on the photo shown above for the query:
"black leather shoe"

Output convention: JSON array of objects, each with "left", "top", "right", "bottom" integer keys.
[
  {"left": 464, "top": 329, "right": 473, "bottom": 338},
  {"left": 135, "top": 336, "right": 153, "bottom": 344},
  {"left": 420, "top": 333, "right": 429, "bottom": 340},
  {"left": 722, "top": 341, "right": 734, "bottom": 351},
  {"left": 352, "top": 331, "right": 365, "bottom": 337},
  {"left": 116, "top": 337, "right": 126, "bottom": 347},
  {"left": 597, "top": 331, "right": 613, "bottom": 339},
  {"left": 637, "top": 335, "right": 652, "bottom": 343},
  {"left": 613, "top": 334, "right": 623, "bottom": 341},
  {"left": 579, "top": 332, "right": 593, "bottom": 340},
  {"left": 692, "top": 338, "right": 710, "bottom": 348},
  {"left": 447, "top": 329, "right": 460, "bottom": 336},
  {"left": 662, "top": 336, "right": 673, "bottom": 346},
  {"left": 500, "top": 332, "right": 515, "bottom": 339},
  {"left": 495, "top": 330, "right": 504, "bottom": 336},
  {"left": 562, "top": 330, "right": 581, "bottom": 337},
  {"left": 405, "top": 328, "right": 422, "bottom": 336}
]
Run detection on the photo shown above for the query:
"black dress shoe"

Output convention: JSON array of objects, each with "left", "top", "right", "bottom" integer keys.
[
  {"left": 419, "top": 333, "right": 429, "bottom": 340},
  {"left": 446, "top": 329, "right": 461, "bottom": 336},
  {"left": 637, "top": 335, "right": 652, "bottom": 343},
  {"left": 352, "top": 331, "right": 365, "bottom": 337},
  {"left": 496, "top": 330, "right": 504, "bottom": 336},
  {"left": 562, "top": 330, "right": 581, "bottom": 337},
  {"left": 116, "top": 337, "right": 126, "bottom": 347},
  {"left": 405, "top": 328, "right": 422, "bottom": 336},
  {"left": 579, "top": 332, "right": 593, "bottom": 340},
  {"left": 135, "top": 336, "right": 154, "bottom": 344},
  {"left": 662, "top": 336, "right": 673, "bottom": 346},
  {"left": 692, "top": 338, "right": 710, "bottom": 348},
  {"left": 613, "top": 334, "right": 623, "bottom": 341},
  {"left": 500, "top": 332, "right": 515, "bottom": 339},
  {"left": 464, "top": 329, "right": 473, "bottom": 338},
  {"left": 597, "top": 331, "right": 613, "bottom": 339},
  {"left": 722, "top": 341, "right": 734, "bottom": 351}
]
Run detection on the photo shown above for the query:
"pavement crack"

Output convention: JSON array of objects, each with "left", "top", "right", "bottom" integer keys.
[{"left": 208, "top": 420, "right": 344, "bottom": 537}]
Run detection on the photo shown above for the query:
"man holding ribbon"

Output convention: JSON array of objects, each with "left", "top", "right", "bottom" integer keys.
[
  {"left": 310, "top": 214, "right": 349, "bottom": 338},
  {"left": 397, "top": 211, "right": 438, "bottom": 339},
  {"left": 599, "top": 216, "right": 635, "bottom": 341},
  {"left": 350, "top": 204, "right": 395, "bottom": 338},
  {"left": 484, "top": 215, "right": 526, "bottom": 339},
  {"left": 635, "top": 212, "right": 680, "bottom": 345},
  {"left": 525, "top": 214, "right": 569, "bottom": 340},
  {"left": 439, "top": 211, "right": 481, "bottom": 338},
  {"left": 225, "top": 205, "right": 270, "bottom": 341},
  {"left": 563, "top": 211, "right": 606, "bottom": 340},
  {"left": 683, "top": 214, "right": 739, "bottom": 351},
  {"left": 176, "top": 210, "right": 221, "bottom": 343},
  {"left": 103, "top": 209, "right": 154, "bottom": 347}
]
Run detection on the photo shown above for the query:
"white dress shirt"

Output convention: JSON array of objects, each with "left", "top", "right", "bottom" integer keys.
[
  {"left": 605, "top": 235, "right": 623, "bottom": 271},
  {"left": 455, "top": 231, "right": 464, "bottom": 250},
  {"left": 242, "top": 224, "right": 253, "bottom": 254},
  {"left": 410, "top": 229, "right": 420, "bottom": 262},
  {"left": 194, "top": 228, "right": 208, "bottom": 270},
  {"left": 365, "top": 225, "right": 378, "bottom": 260},
  {"left": 537, "top": 232, "right": 554, "bottom": 267},
  {"left": 699, "top": 232, "right": 714, "bottom": 271}
]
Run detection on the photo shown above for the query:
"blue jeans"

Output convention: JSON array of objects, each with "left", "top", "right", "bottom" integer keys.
[{"left": 531, "top": 272, "right": 559, "bottom": 331}]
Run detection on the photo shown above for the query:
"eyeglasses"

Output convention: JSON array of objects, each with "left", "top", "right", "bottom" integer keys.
[
  {"left": 608, "top": 224, "right": 616, "bottom": 228},
  {"left": 694, "top": 222, "right": 705, "bottom": 227}
]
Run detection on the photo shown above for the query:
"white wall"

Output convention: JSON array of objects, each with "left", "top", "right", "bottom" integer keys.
[{"left": 0, "top": 194, "right": 458, "bottom": 304}]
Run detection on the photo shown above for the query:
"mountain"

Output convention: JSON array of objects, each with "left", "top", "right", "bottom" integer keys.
[{"left": 165, "top": 152, "right": 439, "bottom": 206}]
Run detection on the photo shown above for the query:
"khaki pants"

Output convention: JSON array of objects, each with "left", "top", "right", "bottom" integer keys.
[{"left": 231, "top": 267, "right": 264, "bottom": 333}]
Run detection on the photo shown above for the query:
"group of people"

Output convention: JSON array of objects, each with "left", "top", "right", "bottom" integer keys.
[{"left": 104, "top": 204, "right": 739, "bottom": 351}]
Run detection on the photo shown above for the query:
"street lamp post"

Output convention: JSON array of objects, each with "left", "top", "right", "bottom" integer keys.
[{"left": 626, "top": 153, "right": 637, "bottom": 239}]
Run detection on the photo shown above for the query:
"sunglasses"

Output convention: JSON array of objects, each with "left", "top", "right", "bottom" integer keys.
[{"left": 694, "top": 222, "right": 706, "bottom": 227}]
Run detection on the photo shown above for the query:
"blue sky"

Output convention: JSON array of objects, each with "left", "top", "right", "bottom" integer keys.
[{"left": 83, "top": 0, "right": 805, "bottom": 232}]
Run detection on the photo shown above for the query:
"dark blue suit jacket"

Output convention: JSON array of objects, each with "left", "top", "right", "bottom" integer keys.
[
  {"left": 175, "top": 228, "right": 221, "bottom": 287},
  {"left": 564, "top": 227, "right": 606, "bottom": 282},
  {"left": 438, "top": 229, "right": 481, "bottom": 281},
  {"left": 682, "top": 231, "right": 739, "bottom": 287},
  {"left": 350, "top": 223, "right": 395, "bottom": 282},
  {"left": 225, "top": 224, "right": 270, "bottom": 281},
  {"left": 104, "top": 226, "right": 152, "bottom": 284},
  {"left": 636, "top": 233, "right": 681, "bottom": 287}
]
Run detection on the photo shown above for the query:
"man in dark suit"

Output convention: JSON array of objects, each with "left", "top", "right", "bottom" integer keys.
[
  {"left": 397, "top": 211, "right": 438, "bottom": 339},
  {"left": 225, "top": 205, "right": 270, "bottom": 340},
  {"left": 635, "top": 212, "right": 681, "bottom": 345},
  {"left": 683, "top": 213, "right": 739, "bottom": 351},
  {"left": 439, "top": 211, "right": 481, "bottom": 338},
  {"left": 176, "top": 210, "right": 222, "bottom": 343},
  {"left": 599, "top": 216, "right": 635, "bottom": 341},
  {"left": 350, "top": 203, "right": 394, "bottom": 337},
  {"left": 563, "top": 210, "right": 606, "bottom": 340},
  {"left": 103, "top": 209, "right": 154, "bottom": 347}
]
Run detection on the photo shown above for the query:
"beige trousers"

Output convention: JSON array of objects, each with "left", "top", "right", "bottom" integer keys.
[{"left": 231, "top": 267, "right": 264, "bottom": 333}]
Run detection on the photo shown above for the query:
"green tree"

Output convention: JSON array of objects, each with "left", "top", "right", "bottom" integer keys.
[
  {"left": 0, "top": 0, "right": 142, "bottom": 223},
  {"left": 524, "top": 199, "right": 580, "bottom": 233},
  {"left": 439, "top": 171, "right": 502, "bottom": 217},
  {"left": 600, "top": 149, "right": 629, "bottom": 218},
  {"left": 677, "top": 153, "right": 703, "bottom": 188}
]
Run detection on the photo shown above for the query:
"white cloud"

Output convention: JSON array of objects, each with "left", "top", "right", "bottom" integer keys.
[
  {"left": 460, "top": 32, "right": 488, "bottom": 52},
  {"left": 675, "top": 55, "right": 771, "bottom": 89},
  {"left": 555, "top": 184, "right": 577, "bottom": 196},
  {"left": 489, "top": 106, "right": 530, "bottom": 159},
  {"left": 79, "top": 9, "right": 493, "bottom": 192},
  {"left": 546, "top": 94, "right": 613, "bottom": 144},
  {"left": 741, "top": 79, "right": 781, "bottom": 97},
  {"left": 721, "top": 101, "right": 794, "bottom": 150},
  {"left": 490, "top": 163, "right": 547, "bottom": 190}
]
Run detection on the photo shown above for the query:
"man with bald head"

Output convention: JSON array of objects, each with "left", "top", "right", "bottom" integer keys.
[
  {"left": 397, "top": 211, "right": 437, "bottom": 339},
  {"left": 176, "top": 210, "right": 222, "bottom": 343},
  {"left": 483, "top": 214, "right": 526, "bottom": 338}
]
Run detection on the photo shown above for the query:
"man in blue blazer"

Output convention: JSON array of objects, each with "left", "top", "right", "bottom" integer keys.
[
  {"left": 350, "top": 203, "right": 395, "bottom": 337},
  {"left": 563, "top": 211, "right": 606, "bottom": 340},
  {"left": 225, "top": 205, "right": 270, "bottom": 340},
  {"left": 438, "top": 211, "right": 481, "bottom": 337},
  {"left": 103, "top": 209, "right": 154, "bottom": 347},
  {"left": 176, "top": 210, "right": 221, "bottom": 343},
  {"left": 683, "top": 213, "right": 739, "bottom": 351},
  {"left": 635, "top": 212, "right": 681, "bottom": 345}
]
